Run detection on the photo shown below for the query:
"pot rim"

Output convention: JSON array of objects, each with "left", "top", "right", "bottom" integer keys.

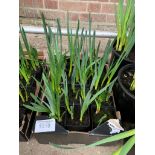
[
  {"left": 118, "top": 64, "right": 135, "bottom": 100},
  {"left": 112, "top": 38, "right": 135, "bottom": 63},
  {"left": 113, "top": 48, "right": 135, "bottom": 63}
]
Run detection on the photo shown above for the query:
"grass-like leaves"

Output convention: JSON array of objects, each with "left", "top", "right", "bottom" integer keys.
[{"left": 116, "top": 0, "right": 135, "bottom": 52}]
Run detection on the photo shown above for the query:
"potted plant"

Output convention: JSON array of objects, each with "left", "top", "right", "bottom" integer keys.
[
  {"left": 19, "top": 27, "right": 45, "bottom": 141},
  {"left": 110, "top": 0, "right": 135, "bottom": 68},
  {"left": 23, "top": 32, "right": 66, "bottom": 123},
  {"left": 23, "top": 14, "right": 92, "bottom": 132},
  {"left": 21, "top": 13, "right": 134, "bottom": 144},
  {"left": 80, "top": 34, "right": 134, "bottom": 128},
  {"left": 114, "top": 64, "right": 135, "bottom": 129},
  {"left": 19, "top": 27, "right": 43, "bottom": 104},
  {"left": 117, "top": 65, "right": 135, "bottom": 126},
  {"left": 110, "top": 0, "right": 135, "bottom": 130},
  {"left": 63, "top": 14, "right": 118, "bottom": 131}
]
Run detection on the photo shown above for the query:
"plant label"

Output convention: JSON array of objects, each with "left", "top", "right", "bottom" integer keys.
[
  {"left": 107, "top": 119, "right": 124, "bottom": 134},
  {"left": 34, "top": 119, "right": 55, "bottom": 133}
]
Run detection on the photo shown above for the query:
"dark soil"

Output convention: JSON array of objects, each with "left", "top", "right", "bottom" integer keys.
[
  {"left": 120, "top": 68, "right": 135, "bottom": 95},
  {"left": 91, "top": 97, "right": 116, "bottom": 128}
]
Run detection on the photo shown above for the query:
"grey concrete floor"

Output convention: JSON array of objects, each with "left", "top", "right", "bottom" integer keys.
[{"left": 19, "top": 136, "right": 123, "bottom": 155}]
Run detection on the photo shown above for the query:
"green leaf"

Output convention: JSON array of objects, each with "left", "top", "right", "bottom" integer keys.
[
  {"left": 116, "top": 0, "right": 135, "bottom": 51},
  {"left": 80, "top": 77, "right": 117, "bottom": 121},
  {"left": 119, "top": 135, "right": 135, "bottom": 155},
  {"left": 95, "top": 40, "right": 112, "bottom": 89},
  {"left": 23, "top": 104, "right": 49, "bottom": 113},
  {"left": 86, "top": 129, "right": 135, "bottom": 148},
  {"left": 30, "top": 102, "right": 50, "bottom": 112}
]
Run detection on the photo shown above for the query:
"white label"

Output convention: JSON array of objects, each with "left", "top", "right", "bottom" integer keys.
[
  {"left": 34, "top": 119, "right": 55, "bottom": 133},
  {"left": 107, "top": 119, "right": 124, "bottom": 134}
]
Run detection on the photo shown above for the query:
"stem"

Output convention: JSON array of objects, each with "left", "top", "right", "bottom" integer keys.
[
  {"left": 25, "top": 90, "right": 28, "bottom": 102},
  {"left": 71, "top": 113, "right": 74, "bottom": 120},
  {"left": 19, "top": 89, "right": 25, "bottom": 103},
  {"left": 66, "top": 98, "right": 74, "bottom": 120},
  {"left": 68, "top": 61, "right": 72, "bottom": 77},
  {"left": 95, "top": 80, "right": 99, "bottom": 90},
  {"left": 81, "top": 84, "right": 86, "bottom": 100},
  {"left": 96, "top": 106, "right": 100, "bottom": 114},
  {"left": 118, "top": 42, "right": 122, "bottom": 51},
  {"left": 116, "top": 38, "right": 119, "bottom": 51},
  {"left": 58, "top": 117, "right": 62, "bottom": 122},
  {"left": 80, "top": 116, "right": 82, "bottom": 122},
  {"left": 95, "top": 100, "right": 101, "bottom": 114}
]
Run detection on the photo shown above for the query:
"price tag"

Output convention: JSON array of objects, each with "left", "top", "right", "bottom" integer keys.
[{"left": 34, "top": 119, "right": 55, "bottom": 133}]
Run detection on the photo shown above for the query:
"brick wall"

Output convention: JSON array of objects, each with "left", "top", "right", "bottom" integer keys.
[
  {"left": 19, "top": 0, "right": 126, "bottom": 54},
  {"left": 19, "top": 0, "right": 127, "bottom": 29}
]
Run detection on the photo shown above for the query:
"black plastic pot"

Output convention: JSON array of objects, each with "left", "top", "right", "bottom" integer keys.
[
  {"left": 19, "top": 107, "right": 36, "bottom": 141},
  {"left": 90, "top": 95, "right": 116, "bottom": 129},
  {"left": 31, "top": 63, "right": 47, "bottom": 87},
  {"left": 19, "top": 75, "right": 35, "bottom": 90},
  {"left": 19, "top": 106, "right": 26, "bottom": 128},
  {"left": 19, "top": 85, "right": 36, "bottom": 112},
  {"left": 113, "top": 64, "right": 135, "bottom": 126},
  {"left": 31, "top": 95, "right": 122, "bottom": 144},
  {"left": 60, "top": 83, "right": 91, "bottom": 131},
  {"left": 111, "top": 45, "right": 135, "bottom": 65},
  {"left": 19, "top": 64, "right": 44, "bottom": 141},
  {"left": 110, "top": 39, "right": 135, "bottom": 78},
  {"left": 32, "top": 115, "right": 68, "bottom": 144},
  {"left": 64, "top": 104, "right": 91, "bottom": 132},
  {"left": 20, "top": 60, "right": 46, "bottom": 88},
  {"left": 30, "top": 96, "right": 67, "bottom": 143},
  {"left": 19, "top": 62, "right": 45, "bottom": 105}
]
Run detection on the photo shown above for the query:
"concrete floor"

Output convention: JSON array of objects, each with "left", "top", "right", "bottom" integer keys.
[{"left": 19, "top": 136, "right": 123, "bottom": 155}]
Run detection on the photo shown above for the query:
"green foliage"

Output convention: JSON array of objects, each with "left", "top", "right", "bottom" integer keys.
[
  {"left": 20, "top": 26, "right": 40, "bottom": 71},
  {"left": 22, "top": 12, "right": 135, "bottom": 124},
  {"left": 94, "top": 40, "right": 112, "bottom": 90},
  {"left": 19, "top": 26, "right": 41, "bottom": 106},
  {"left": 41, "top": 13, "right": 65, "bottom": 94},
  {"left": 80, "top": 77, "right": 117, "bottom": 122},
  {"left": 19, "top": 39, "right": 31, "bottom": 85},
  {"left": 87, "top": 129, "right": 135, "bottom": 155},
  {"left": 87, "top": 129, "right": 135, "bottom": 147},
  {"left": 116, "top": 0, "right": 135, "bottom": 52},
  {"left": 62, "top": 72, "right": 74, "bottom": 119},
  {"left": 113, "top": 136, "right": 135, "bottom": 155},
  {"left": 91, "top": 32, "right": 135, "bottom": 114},
  {"left": 19, "top": 24, "right": 41, "bottom": 86},
  {"left": 26, "top": 13, "right": 67, "bottom": 121},
  {"left": 23, "top": 73, "right": 63, "bottom": 122},
  {"left": 19, "top": 81, "right": 28, "bottom": 103},
  {"left": 23, "top": 13, "right": 65, "bottom": 122}
]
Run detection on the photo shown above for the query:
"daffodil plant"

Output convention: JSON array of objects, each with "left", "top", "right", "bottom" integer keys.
[{"left": 116, "top": 0, "right": 135, "bottom": 53}]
